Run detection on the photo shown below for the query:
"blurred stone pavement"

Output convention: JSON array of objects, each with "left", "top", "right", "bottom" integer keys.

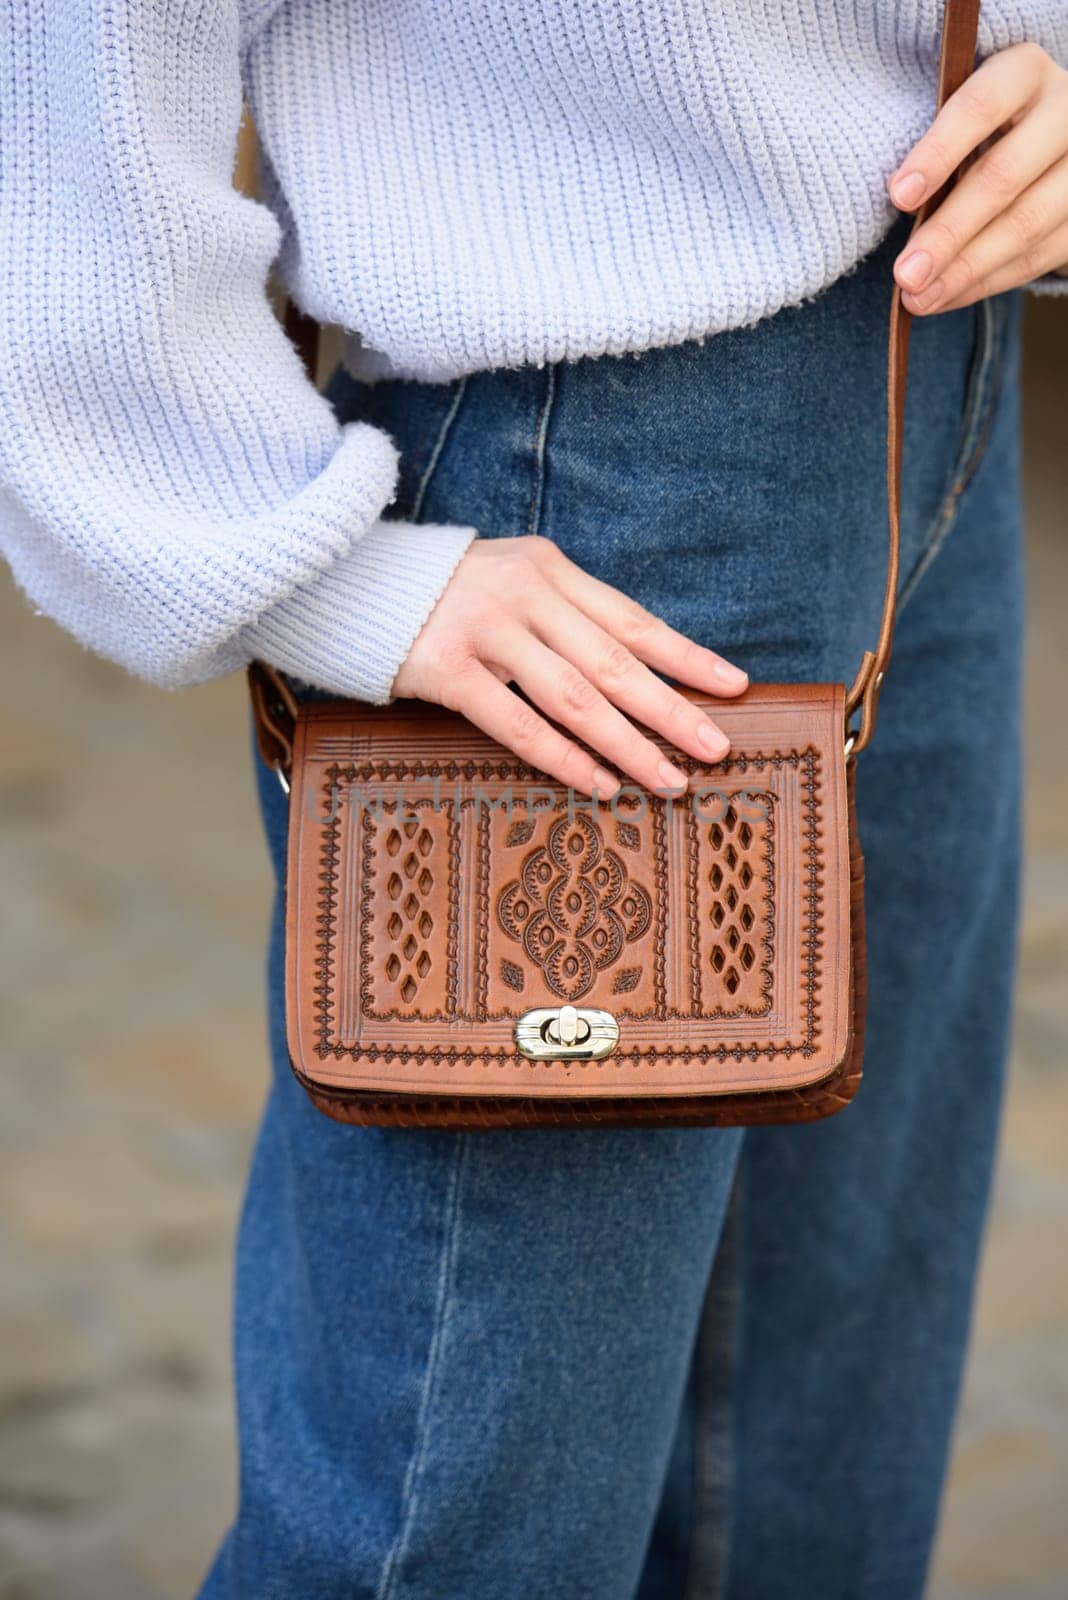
[{"left": 0, "top": 302, "right": 1065, "bottom": 1600}]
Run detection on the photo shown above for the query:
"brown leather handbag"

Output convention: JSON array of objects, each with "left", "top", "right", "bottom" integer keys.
[{"left": 250, "top": 0, "right": 980, "bottom": 1130}]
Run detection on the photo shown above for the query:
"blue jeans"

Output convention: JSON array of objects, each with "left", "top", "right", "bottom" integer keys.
[{"left": 203, "top": 219, "right": 1024, "bottom": 1599}]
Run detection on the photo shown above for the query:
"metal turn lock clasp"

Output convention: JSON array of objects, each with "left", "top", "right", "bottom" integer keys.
[{"left": 514, "top": 1005, "right": 620, "bottom": 1061}]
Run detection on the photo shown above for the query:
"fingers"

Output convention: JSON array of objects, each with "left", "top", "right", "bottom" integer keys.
[
  {"left": 902, "top": 158, "right": 1068, "bottom": 312},
  {"left": 544, "top": 548, "right": 749, "bottom": 696},
  {"left": 894, "top": 92, "right": 1068, "bottom": 301},
  {"left": 394, "top": 536, "right": 747, "bottom": 797},
  {"left": 889, "top": 44, "right": 1068, "bottom": 310},
  {"left": 444, "top": 659, "right": 621, "bottom": 799},
  {"left": 890, "top": 43, "right": 1057, "bottom": 215},
  {"left": 530, "top": 589, "right": 731, "bottom": 763},
  {"left": 484, "top": 622, "right": 694, "bottom": 794},
  {"left": 932, "top": 216, "right": 1068, "bottom": 310}
]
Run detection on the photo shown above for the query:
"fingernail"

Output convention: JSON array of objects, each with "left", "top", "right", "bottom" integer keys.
[
  {"left": 896, "top": 248, "right": 932, "bottom": 290},
  {"left": 697, "top": 722, "right": 730, "bottom": 760},
  {"left": 592, "top": 766, "right": 620, "bottom": 799},
  {"left": 891, "top": 170, "right": 926, "bottom": 208},
  {"left": 712, "top": 659, "right": 748, "bottom": 691},
  {"left": 657, "top": 758, "right": 688, "bottom": 792},
  {"left": 905, "top": 277, "right": 945, "bottom": 313}
]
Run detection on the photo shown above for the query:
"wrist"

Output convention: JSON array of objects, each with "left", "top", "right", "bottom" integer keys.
[{"left": 241, "top": 519, "right": 476, "bottom": 703}]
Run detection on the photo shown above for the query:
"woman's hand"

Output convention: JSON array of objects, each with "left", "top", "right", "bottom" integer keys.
[
  {"left": 890, "top": 42, "right": 1068, "bottom": 313},
  {"left": 391, "top": 536, "right": 748, "bottom": 798}
]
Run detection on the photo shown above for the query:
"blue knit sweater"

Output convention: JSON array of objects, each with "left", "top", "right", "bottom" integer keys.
[{"left": 1, "top": 3, "right": 1065, "bottom": 702}]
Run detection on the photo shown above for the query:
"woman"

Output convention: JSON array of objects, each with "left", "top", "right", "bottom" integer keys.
[{"left": 2, "top": 3, "right": 1067, "bottom": 1595}]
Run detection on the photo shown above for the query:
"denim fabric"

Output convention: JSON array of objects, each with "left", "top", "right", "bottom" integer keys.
[{"left": 203, "top": 216, "right": 1024, "bottom": 1600}]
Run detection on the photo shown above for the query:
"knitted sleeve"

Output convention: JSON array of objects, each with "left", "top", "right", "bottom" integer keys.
[{"left": 0, "top": 1, "right": 474, "bottom": 700}]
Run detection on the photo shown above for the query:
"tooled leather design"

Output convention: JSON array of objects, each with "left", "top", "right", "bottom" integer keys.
[
  {"left": 446, "top": 802, "right": 461, "bottom": 1015},
  {"left": 695, "top": 796, "right": 775, "bottom": 1018},
  {"left": 802, "top": 750, "right": 823, "bottom": 1055},
  {"left": 311, "top": 749, "right": 823, "bottom": 1064},
  {"left": 318, "top": 757, "right": 537, "bottom": 783},
  {"left": 495, "top": 813, "right": 653, "bottom": 1002},
  {"left": 652, "top": 800, "right": 668, "bottom": 1016},
  {"left": 313, "top": 771, "right": 343, "bottom": 1055},
  {"left": 355, "top": 800, "right": 461, "bottom": 1022},
  {"left": 379, "top": 816, "right": 436, "bottom": 1003},
  {"left": 298, "top": 761, "right": 862, "bottom": 1130},
  {"left": 477, "top": 796, "right": 663, "bottom": 1021},
  {"left": 501, "top": 959, "right": 524, "bottom": 992},
  {"left": 475, "top": 801, "right": 492, "bottom": 1015}
]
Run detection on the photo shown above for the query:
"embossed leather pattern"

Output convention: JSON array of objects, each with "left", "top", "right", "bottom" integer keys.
[{"left": 278, "top": 684, "right": 860, "bottom": 1127}]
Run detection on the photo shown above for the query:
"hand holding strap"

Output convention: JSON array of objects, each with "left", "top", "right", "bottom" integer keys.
[{"left": 845, "top": 0, "right": 981, "bottom": 752}]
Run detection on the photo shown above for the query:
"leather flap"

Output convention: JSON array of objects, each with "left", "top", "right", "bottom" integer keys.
[{"left": 284, "top": 684, "right": 852, "bottom": 1101}]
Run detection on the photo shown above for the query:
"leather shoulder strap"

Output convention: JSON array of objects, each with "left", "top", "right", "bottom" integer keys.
[
  {"left": 845, "top": 0, "right": 981, "bottom": 752},
  {"left": 278, "top": 0, "right": 981, "bottom": 759}
]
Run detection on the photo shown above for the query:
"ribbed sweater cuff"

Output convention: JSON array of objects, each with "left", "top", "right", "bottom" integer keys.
[{"left": 240, "top": 519, "right": 476, "bottom": 703}]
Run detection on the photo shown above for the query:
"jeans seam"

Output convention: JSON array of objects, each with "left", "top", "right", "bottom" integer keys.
[
  {"left": 411, "top": 376, "right": 470, "bottom": 523},
  {"left": 898, "top": 296, "right": 1004, "bottom": 617},
  {"left": 526, "top": 365, "right": 558, "bottom": 537},
  {"left": 374, "top": 1134, "right": 470, "bottom": 1600}
]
